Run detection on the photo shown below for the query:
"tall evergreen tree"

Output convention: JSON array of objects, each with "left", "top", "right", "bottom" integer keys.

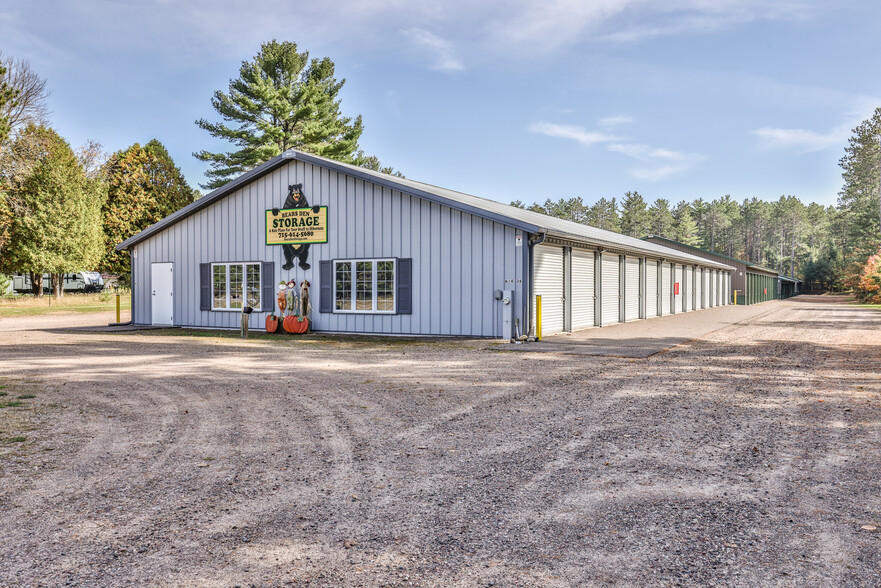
[
  {"left": 0, "top": 63, "right": 19, "bottom": 146},
  {"left": 838, "top": 107, "right": 881, "bottom": 275},
  {"left": 672, "top": 201, "right": 700, "bottom": 246},
  {"left": 647, "top": 198, "right": 674, "bottom": 237},
  {"left": 195, "top": 40, "right": 373, "bottom": 190},
  {"left": 619, "top": 191, "right": 651, "bottom": 237},
  {"left": 102, "top": 140, "right": 198, "bottom": 274},
  {"left": 588, "top": 197, "right": 620, "bottom": 232},
  {"left": 0, "top": 125, "right": 106, "bottom": 298}
]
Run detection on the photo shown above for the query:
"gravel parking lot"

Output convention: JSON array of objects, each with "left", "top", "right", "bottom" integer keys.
[{"left": 0, "top": 295, "right": 879, "bottom": 587}]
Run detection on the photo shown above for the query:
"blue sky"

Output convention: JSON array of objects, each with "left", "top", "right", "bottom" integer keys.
[{"left": 3, "top": 0, "right": 879, "bottom": 208}]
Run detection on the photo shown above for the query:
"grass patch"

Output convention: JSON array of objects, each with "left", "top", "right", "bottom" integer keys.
[
  {"left": 0, "top": 392, "right": 7, "bottom": 397},
  {"left": 17, "top": 394, "right": 35, "bottom": 399},
  {"left": 2, "top": 401, "right": 23, "bottom": 408},
  {"left": 4, "top": 436, "right": 26, "bottom": 443},
  {"left": 0, "top": 292, "right": 131, "bottom": 318},
  {"left": 131, "top": 327, "right": 460, "bottom": 350}
]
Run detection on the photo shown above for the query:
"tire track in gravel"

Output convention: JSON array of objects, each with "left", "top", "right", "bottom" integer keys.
[{"left": 2, "top": 298, "right": 881, "bottom": 587}]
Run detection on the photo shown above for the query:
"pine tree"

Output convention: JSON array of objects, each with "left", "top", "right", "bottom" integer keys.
[
  {"left": 647, "top": 198, "right": 674, "bottom": 237},
  {"left": 588, "top": 197, "right": 620, "bottom": 232},
  {"left": 838, "top": 107, "right": 881, "bottom": 277},
  {"left": 102, "top": 140, "right": 198, "bottom": 274},
  {"left": 672, "top": 201, "right": 700, "bottom": 246},
  {"left": 619, "top": 191, "right": 651, "bottom": 237},
  {"left": 0, "top": 63, "right": 19, "bottom": 146},
  {"left": 195, "top": 40, "right": 369, "bottom": 190}
]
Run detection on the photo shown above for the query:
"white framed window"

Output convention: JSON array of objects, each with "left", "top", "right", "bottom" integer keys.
[
  {"left": 334, "top": 258, "right": 396, "bottom": 313},
  {"left": 211, "top": 262, "right": 261, "bottom": 311}
]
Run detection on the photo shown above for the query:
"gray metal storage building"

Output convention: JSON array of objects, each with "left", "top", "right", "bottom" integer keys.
[
  {"left": 643, "top": 235, "right": 798, "bottom": 304},
  {"left": 118, "top": 150, "right": 734, "bottom": 338}
]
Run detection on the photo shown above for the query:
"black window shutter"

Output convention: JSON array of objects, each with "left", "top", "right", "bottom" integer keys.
[
  {"left": 200, "top": 263, "right": 211, "bottom": 311},
  {"left": 261, "top": 262, "right": 274, "bottom": 312},
  {"left": 396, "top": 258, "right": 412, "bottom": 315},
  {"left": 319, "top": 260, "right": 332, "bottom": 313}
]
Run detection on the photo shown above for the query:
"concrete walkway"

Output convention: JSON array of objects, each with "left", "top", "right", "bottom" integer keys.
[{"left": 505, "top": 301, "right": 781, "bottom": 358}]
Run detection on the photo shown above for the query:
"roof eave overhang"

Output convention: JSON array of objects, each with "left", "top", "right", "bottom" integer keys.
[
  {"left": 116, "top": 152, "right": 293, "bottom": 251},
  {"left": 542, "top": 229, "right": 735, "bottom": 271},
  {"left": 117, "top": 151, "right": 542, "bottom": 250}
]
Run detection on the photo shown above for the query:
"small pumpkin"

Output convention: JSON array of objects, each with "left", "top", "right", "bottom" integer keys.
[{"left": 265, "top": 315, "right": 279, "bottom": 333}]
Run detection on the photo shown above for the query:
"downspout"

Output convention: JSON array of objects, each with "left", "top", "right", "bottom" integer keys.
[{"left": 527, "top": 232, "right": 546, "bottom": 338}]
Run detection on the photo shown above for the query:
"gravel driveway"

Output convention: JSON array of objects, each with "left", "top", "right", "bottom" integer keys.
[{"left": 0, "top": 296, "right": 879, "bottom": 587}]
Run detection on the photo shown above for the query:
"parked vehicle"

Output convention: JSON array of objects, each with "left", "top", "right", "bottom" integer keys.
[{"left": 11, "top": 272, "right": 105, "bottom": 294}]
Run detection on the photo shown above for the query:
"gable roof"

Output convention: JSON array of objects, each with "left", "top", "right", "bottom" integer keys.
[{"left": 116, "top": 150, "right": 733, "bottom": 270}]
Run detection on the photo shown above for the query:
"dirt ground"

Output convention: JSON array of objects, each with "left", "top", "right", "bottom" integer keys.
[{"left": 0, "top": 295, "right": 879, "bottom": 587}]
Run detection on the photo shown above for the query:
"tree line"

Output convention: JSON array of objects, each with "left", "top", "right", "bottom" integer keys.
[
  {"left": 0, "top": 41, "right": 397, "bottom": 298},
  {"left": 2, "top": 41, "right": 878, "bottom": 299},
  {"left": 513, "top": 108, "right": 881, "bottom": 295}
]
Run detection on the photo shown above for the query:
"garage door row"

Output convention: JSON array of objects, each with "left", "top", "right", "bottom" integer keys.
[{"left": 534, "top": 244, "right": 731, "bottom": 336}]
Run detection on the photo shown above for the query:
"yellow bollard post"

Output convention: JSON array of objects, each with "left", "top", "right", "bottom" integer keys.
[
  {"left": 536, "top": 294, "right": 542, "bottom": 341},
  {"left": 116, "top": 289, "right": 121, "bottom": 323},
  {"left": 734, "top": 290, "right": 737, "bottom": 305}
]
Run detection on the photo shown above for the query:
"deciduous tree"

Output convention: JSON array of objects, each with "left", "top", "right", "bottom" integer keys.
[
  {"left": 102, "top": 140, "right": 198, "bottom": 274},
  {"left": 0, "top": 125, "right": 105, "bottom": 298}
]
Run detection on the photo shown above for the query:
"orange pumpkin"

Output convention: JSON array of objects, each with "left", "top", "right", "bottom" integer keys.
[
  {"left": 291, "top": 316, "right": 309, "bottom": 334},
  {"left": 265, "top": 315, "right": 279, "bottom": 333}
]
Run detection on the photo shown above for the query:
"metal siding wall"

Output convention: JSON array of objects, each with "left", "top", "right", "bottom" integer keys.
[
  {"left": 645, "top": 260, "right": 659, "bottom": 318},
  {"left": 624, "top": 257, "right": 640, "bottom": 321},
  {"left": 661, "top": 263, "right": 672, "bottom": 315},
  {"left": 570, "top": 249, "right": 595, "bottom": 330},
  {"left": 533, "top": 245, "right": 564, "bottom": 335},
  {"left": 601, "top": 253, "right": 620, "bottom": 326},
  {"left": 132, "top": 160, "right": 520, "bottom": 336}
]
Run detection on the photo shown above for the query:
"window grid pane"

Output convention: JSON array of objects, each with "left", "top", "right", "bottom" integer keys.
[
  {"left": 213, "top": 265, "right": 227, "bottom": 309},
  {"left": 229, "top": 264, "right": 243, "bottom": 309},
  {"left": 376, "top": 261, "right": 395, "bottom": 311},
  {"left": 356, "top": 261, "right": 373, "bottom": 311},
  {"left": 335, "top": 262, "right": 352, "bottom": 311},
  {"left": 246, "top": 264, "right": 261, "bottom": 308}
]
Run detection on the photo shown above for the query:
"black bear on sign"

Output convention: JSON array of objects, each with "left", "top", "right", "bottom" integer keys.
[{"left": 272, "top": 184, "right": 321, "bottom": 271}]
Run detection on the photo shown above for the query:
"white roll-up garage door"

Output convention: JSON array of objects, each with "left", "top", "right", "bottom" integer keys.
[
  {"left": 685, "top": 266, "right": 694, "bottom": 312},
  {"left": 645, "top": 260, "right": 659, "bottom": 318},
  {"left": 726, "top": 273, "right": 731, "bottom": 305},
  {"left": 534, "top": 245, "right": 564, "bottom": 335},
  {"left": 674, "top": 264, "right": 683, "bottom": 313},
  {"left": 696, "top": 268, "right": 703, "bottom": 309},
  {"left": 601, "top": 253, "right": 620, "bottom": 326},
  {"left": 716, "top": 271, "right": 722, "bottom": 306},
  {"left": 624, "top": 257, "right": 640, "bottom": 321},
  {"left": 710, "top": 269, "right": 717, "bottom": 307},
  {"left": 661, "top": 263, "right": 672, "bottom": 315},
  {"left": 704, "top": 268, "right": 710, "bottom": 308},
  {"left": 571, "top": 249, "right": 595, "bottom": 330}
]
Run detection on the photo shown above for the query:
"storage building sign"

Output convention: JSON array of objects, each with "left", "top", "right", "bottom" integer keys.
[{"left": 266, "top": 207, "right": 328, "bottom": 245}]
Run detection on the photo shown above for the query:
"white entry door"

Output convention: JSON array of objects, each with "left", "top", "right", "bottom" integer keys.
[{"left": 151, "top": 262, "right": 174, "bottom": 325}]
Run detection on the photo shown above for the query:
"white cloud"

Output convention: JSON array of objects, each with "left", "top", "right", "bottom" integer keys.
[
  {"left": 401, "top": 28, "right": 464, "bottom": 72},
  {"left": 608, "top": 143, "right": 705, "bottom": 181},
  {"left": 529, "top": 122, "right": 621, "bottom": 146},
  {"left": 751, "top": 123, "right": 851, "bottom": 154},
  {"left": 486, "top": 0, "right": 813, "bottom": 53},
  {"left": 597, "top": 115, "right": 635, "bottom": 128}
]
